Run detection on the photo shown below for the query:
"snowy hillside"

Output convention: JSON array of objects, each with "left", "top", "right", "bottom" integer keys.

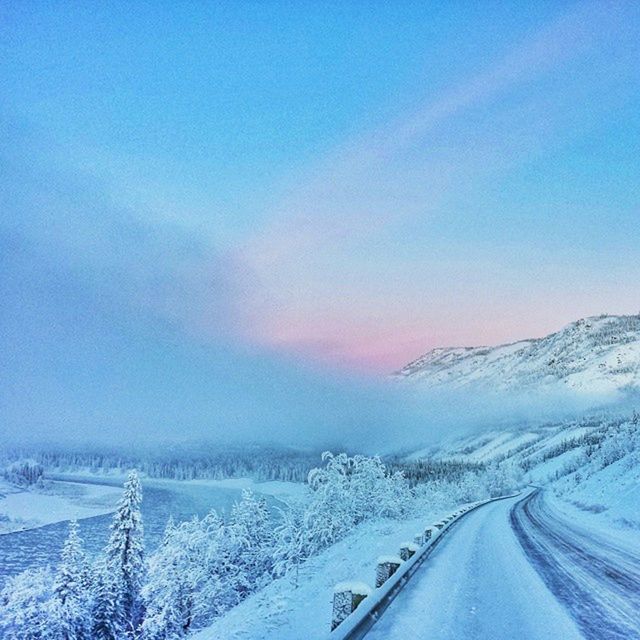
[
  {"left": 407, "top": 413, "right": 640, "bottom": 535},
  {"left": 395, "top": 315, "right": 640, "bottom": 395}
]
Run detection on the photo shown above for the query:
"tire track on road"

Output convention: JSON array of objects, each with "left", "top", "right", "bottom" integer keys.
[{"left": 511, "top": 490, "right": 640, "bottom": 640}]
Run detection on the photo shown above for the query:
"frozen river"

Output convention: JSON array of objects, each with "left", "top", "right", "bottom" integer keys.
[{"left": 0, "top": 476, "right": 282, "bottom": 586}]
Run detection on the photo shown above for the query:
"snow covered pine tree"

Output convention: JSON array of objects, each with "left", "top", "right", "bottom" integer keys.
[
  {"left": 94, "top": 470, "right": 145, "bottom": 639},
  {"left": 53, "top": 520, "right": 92, "bottom": 639}
]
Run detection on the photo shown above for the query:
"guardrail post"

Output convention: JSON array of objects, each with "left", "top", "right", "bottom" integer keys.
[
  {"left": 399, "top": 542, "right": 419, "bottom": 561},
  {"left": 376, "top": 555, "right": 402, "bottom": 588},
  {"left": 331, "top": 582, "right": 372, "bottom": 630}
]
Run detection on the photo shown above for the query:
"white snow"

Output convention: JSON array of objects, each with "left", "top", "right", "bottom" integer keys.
[
  {"left": 550, "top": 454, "right": 640, "bottom": 549},
  {"left": 395, "top": 314, "right": 640, "bottom": 396},
  {"left": 0, "top": 480, "right": 121, "bottom": 533},
  {"left": 49, "top": 473, "right": 308, "bottom": 504},
  {"left": 333, "top": 582, "right": 372, "bottom": 596},
  {"left": 365, "top": 494, "right": 584, "bottom": 640},
  {"left": 172, "top": 477, "right": 309, "bottom": 502},
  {"left": 190, "top": 506, "right": 458, "bottom": 640}
]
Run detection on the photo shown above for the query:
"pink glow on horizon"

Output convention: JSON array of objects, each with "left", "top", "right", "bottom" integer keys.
[
  {"left": 236, "top": 301, "right": 584, "bottom": 374},
  {"left": 209, "top": 2, "right": 626, "bottom": 375},
  {"left": 220, "top": 267, "right": 640, "bottom": 374},
  {"left": 148, "top": 2, "right": 638, "bottom": 376}
]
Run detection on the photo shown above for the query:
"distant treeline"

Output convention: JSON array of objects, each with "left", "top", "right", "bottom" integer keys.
[
  {"left": 1, "top": 445, "right": 319, "bottom": 483},
  {"left": 1, "top": 444, "right": 485, "bottom": 486},
  {"left": 386, "top": 457, "right": 485, "bottom": 486}
]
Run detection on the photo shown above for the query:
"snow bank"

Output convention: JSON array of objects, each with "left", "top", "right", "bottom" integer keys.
[
  {"left": 49, "top": 472, "right": 308, "bottom": 503},
  {"left": 177, "top": 477, "right": 308, "bottom": 502},
  {"left": 0, "top": 480, "right": 120, "bottom": 534},
  {"left": 333, "top": 582, "right": 372, "bottom": 596}
]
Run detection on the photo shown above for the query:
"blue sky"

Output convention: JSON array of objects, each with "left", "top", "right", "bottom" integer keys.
[{"left": 1, "top": 1, "right": 639, "bottom": 446}]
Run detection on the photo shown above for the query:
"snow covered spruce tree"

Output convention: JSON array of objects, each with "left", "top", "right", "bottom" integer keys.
[
  {"left": 53, "top": 520, "right": 92, "bottom": 639},
  {"left": 0, "top": 522, "right": 93, "bottom": 639},
  {"left": 92, "top": 561, "right": 123, "bottom": 640},
  {"left": 94, "top": 470, "right": 145, "bottom": 639}
]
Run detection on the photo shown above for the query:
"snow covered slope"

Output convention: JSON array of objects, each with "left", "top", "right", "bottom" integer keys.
[
  {"left": 408, "top": 413, "right": 640, "bottom": 535},
  {"left": 395, "top": 315, "right": 640, "bottom": 396}
]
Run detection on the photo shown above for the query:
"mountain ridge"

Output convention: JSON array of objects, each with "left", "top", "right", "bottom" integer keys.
[{"left": 394, "top": 314, "right": 640, "bottom": 395}]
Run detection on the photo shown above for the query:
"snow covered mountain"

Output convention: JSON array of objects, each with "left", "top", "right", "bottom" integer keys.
[{"left": 394, "top": 315, "right": 640, "bottom": 395}]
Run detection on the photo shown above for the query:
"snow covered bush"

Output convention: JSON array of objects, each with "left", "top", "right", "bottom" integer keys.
[
  {"left": 304, "top": 452, "right": 410, "bottom": 554},
  {"left": 142, "top": 515, "right": 224, "bottom": 638},
  {"left": 228, "top": 489, "right": 275, "bottom": 594},
  {"left": 142, "top": 489, "right": 277, "bottom": 639},
  {"left": 0, "top": 567, "right": 59, "bottom": 640},
  {"left": 594, "top": 419, "right": 639, "bottom": 469},
  {"left": 141, "top": 453, "right": 413, "bottom": 637},
  {"left": 272, "top": 504, "right": 311, "bottom": 587}
]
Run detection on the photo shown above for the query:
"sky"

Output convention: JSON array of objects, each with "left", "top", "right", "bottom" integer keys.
[{"left": 1, "top": 1, "right": 639, "bottom": 448}]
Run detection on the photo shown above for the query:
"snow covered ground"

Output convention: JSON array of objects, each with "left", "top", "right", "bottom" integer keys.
[
  {"left": 191, "top": 487, "right": 639, "bottom": 640},
  {"left": 550, "top": 455, "right": 640, "bottom": 549},
  {"left": 49, "top": 472, "right": 308, "bottom": 506},
  {"left": 168, "top": 414, "right": 640, "bottom": 639},
  {"left": 0, "top": 479, "right": 121, "bottom": 534},
  {"left": 2, "top": 408, "right": 637, "bottom": 638},
  {"left": 363, "top": 490, "right": 640, "bottom": 640},
  {"left": 158, "top": 477, "right": 308, "bottom": 504},
  {"left": 511, "top": 490, "right": 640, "bottom": 639}
]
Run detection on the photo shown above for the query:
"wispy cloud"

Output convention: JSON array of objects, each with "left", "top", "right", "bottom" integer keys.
[
  {"left": 228, "top": 1, "right": 633, "bottom": 372},
  {"left": 4, "top": 2, "right": 634, "bottom": 376}
]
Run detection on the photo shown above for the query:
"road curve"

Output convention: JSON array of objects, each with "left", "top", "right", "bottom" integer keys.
[
  {"left": 511, "top": 489, "right": 640, "bottom": 640},
  {"left": 364, "top": 492, "right": 584, "bottom": 640}
]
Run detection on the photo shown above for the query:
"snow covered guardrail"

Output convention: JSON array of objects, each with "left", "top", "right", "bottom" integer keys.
[{"left": 327, "top": 493, "right": 520, "bottom": 640}]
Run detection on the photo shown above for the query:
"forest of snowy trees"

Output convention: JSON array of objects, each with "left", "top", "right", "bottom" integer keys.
[
  {"left": 0, "top": 473, "right": 146, "bottom": 640},
  {"left": 2, "top": 459, "right": 45, "bottom": 487},
  {"left": 2, "top": 445, "right": 320, "bottom": 482},
  {"left": 0, "top": 444, "right": 488, "bottom": 485},
  {"left": 0, "top": 451, "right": 513, "bottom": 639}
]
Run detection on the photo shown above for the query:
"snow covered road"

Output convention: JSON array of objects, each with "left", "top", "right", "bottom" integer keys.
[
  {"left": 511, "top": 490, "right": 640, "bottom": 640},
  {"left": 364, "top": 491, "right": 640, "bottom": 640}
]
